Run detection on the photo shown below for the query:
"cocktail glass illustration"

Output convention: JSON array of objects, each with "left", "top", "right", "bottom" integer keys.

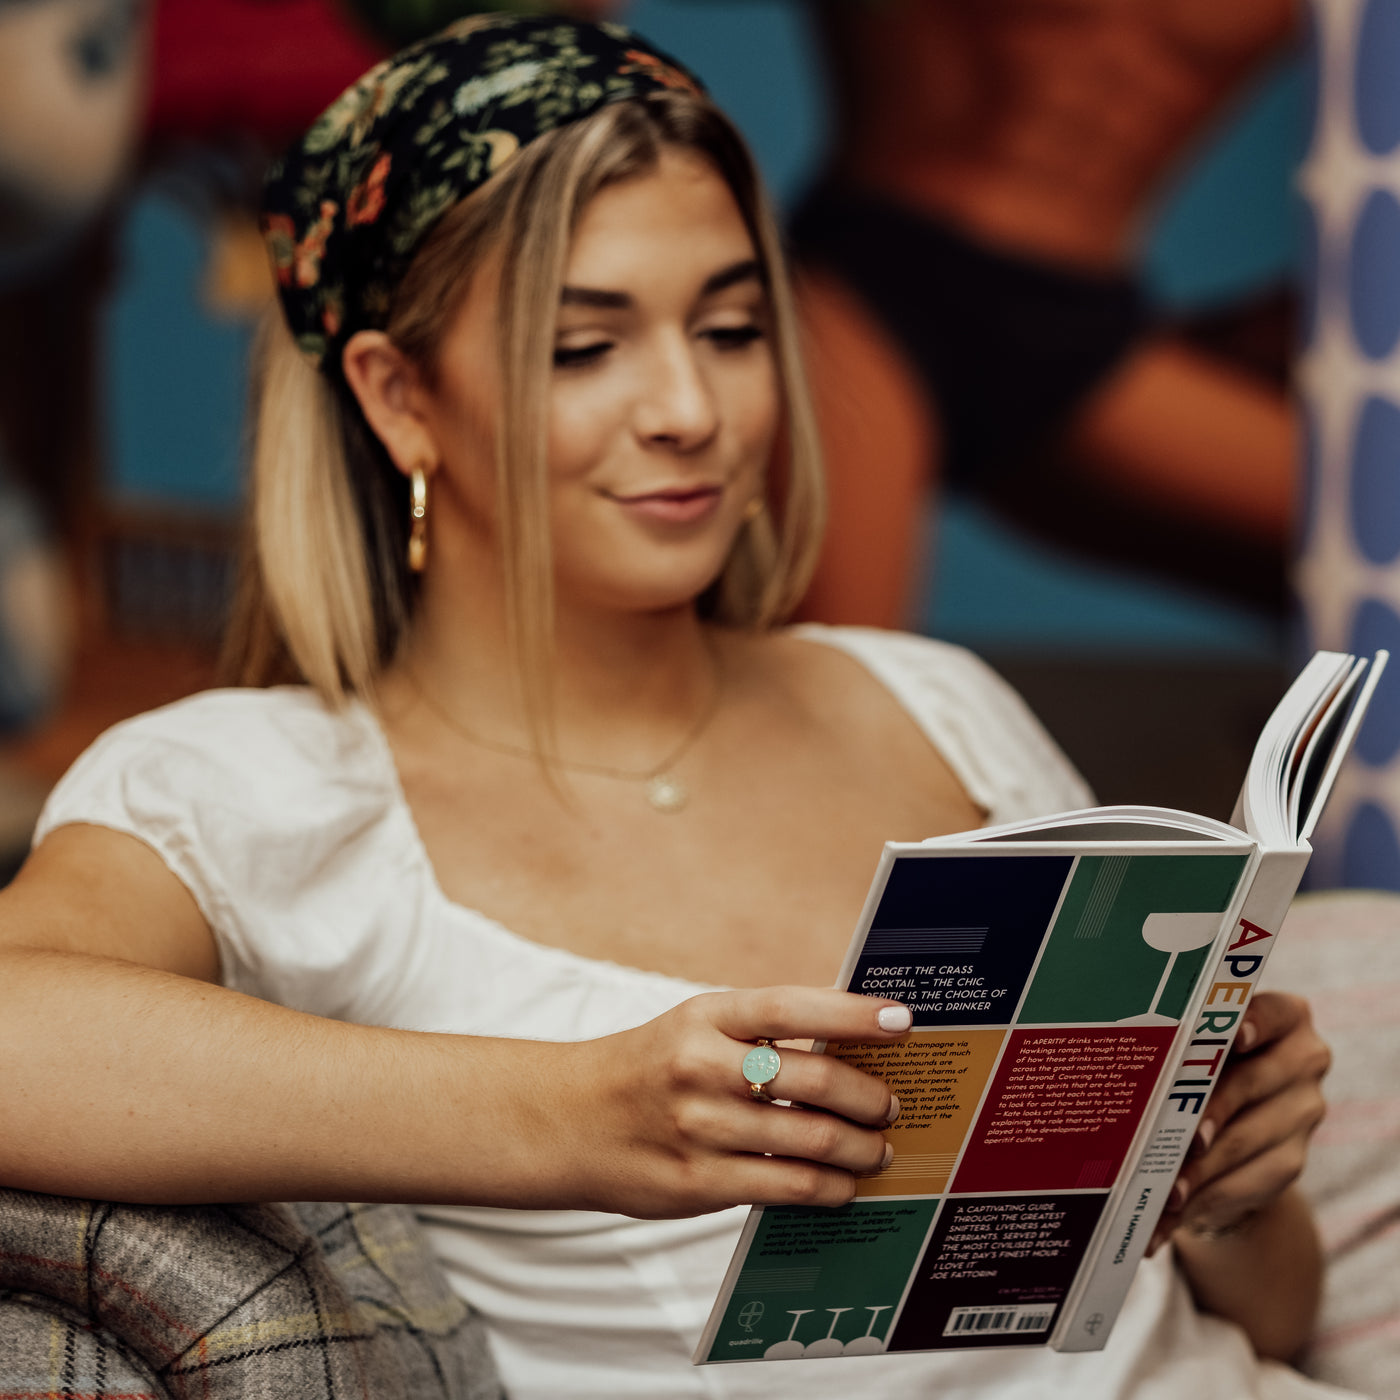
[
  {"left": 844, "top": 1304, "right": 894, "bottom": 1355},
  {"left": 763, "top": 1308, "right": 813, "bottom": 1360},
  {"left": 1118, "top": 912, "right": 1221, "bottom": 1025},
  {"left": 804, "top": 1306, "right": 854, "bottom": 1357}
]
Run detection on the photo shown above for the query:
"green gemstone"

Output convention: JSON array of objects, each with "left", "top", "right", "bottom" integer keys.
[{"left": 742, "top": 1045, "right": 781, "bottom": 1086}]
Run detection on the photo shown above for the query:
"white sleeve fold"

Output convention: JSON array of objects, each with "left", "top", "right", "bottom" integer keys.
[{"left": 33, "top": 689, "right": 413, "bottom": 1021}]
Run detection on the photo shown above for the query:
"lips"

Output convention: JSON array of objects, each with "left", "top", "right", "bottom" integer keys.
[{"left": 608, "top": 484, "right": 724, "bottom": 525}]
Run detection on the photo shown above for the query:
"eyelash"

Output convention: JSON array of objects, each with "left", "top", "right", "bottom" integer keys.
[
  {"left": 552, "top": 342, "right": 611, "bottom": 369},
  {"left": 551, "top": 324, "right": 765, "bottom": 370},
  {"left": 704, "top": 324, "right": 764, "bottom": 350}
]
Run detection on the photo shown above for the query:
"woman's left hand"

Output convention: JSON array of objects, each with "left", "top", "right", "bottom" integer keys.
[{"left": 1150, "top": 990, "right": 1330, "bottom": 1251}]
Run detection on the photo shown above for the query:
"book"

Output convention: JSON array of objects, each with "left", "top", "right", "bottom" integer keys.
[{"left": 696, "top": 648, "right": 1387, "bottom": 1366}]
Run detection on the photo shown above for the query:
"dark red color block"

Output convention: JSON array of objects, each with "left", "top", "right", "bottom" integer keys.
[{"left": 952, "top": 1026, "right": 1177, "bottom": 1194}]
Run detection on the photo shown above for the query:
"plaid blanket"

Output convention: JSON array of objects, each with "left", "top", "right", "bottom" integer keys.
[{"left": 0, "top": 1192, "right": 502, "bottom": 1400}]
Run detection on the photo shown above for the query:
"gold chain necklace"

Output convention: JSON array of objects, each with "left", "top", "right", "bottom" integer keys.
[{"left": 408, "top": 655, "right": 723, "bottom": 814}]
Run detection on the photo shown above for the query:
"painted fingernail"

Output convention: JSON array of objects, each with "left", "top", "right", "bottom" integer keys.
[
  {"left": 880, "top": 1141, "right": 894, "bottom": 1171},
  {"left": 1169, "top": 1179, "right": 1189, "bottom": 1211},
  {"left": 1194, "top": 1120, "right": 1216, "bottom": 1155},
  {"left": 885, "top": 1094, "right": 902, "bottom": 1126},
  {"left": 878, "top": 1005, "right": 912, "bottom": 1033}
]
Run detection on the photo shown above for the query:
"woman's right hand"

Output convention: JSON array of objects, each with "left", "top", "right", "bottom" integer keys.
[
  {"left": 548, "top": 987, "right": 909, "bottom": 1218},
  {"left": 1, "top": 827, "right": 908, "bottom": 1218}
]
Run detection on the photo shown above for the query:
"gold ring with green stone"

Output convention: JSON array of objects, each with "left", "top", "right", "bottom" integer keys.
[{"left": 743, "top": 1039, "right": 781, "bottom": 1101}]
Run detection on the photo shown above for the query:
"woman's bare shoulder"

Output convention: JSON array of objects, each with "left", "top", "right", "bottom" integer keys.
[
  {"left": 729, "top": 624, "right": 999, "bottom": 725},
  {"left": 725, "top": 623, "right": 1093, "bottom": 821},
  {"left": 715, "top": 623, "right": 976, "bottom": 769}
]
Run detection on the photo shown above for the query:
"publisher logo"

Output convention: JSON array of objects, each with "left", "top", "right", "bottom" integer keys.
[{"left": 738, "top": 1301, "right": 765, "bottom": 1333}]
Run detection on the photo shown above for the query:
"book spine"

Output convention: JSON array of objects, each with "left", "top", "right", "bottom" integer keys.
[{"left": 1053, "top": 847, "right": 1310, "bottom": 1352}]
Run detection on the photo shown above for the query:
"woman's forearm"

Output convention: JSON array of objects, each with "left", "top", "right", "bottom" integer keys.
[
  {"left": 1171, "top": 1185, "right": 1322, "bottom": 1363},
  {"left": 0, "top": 946, "right": 905, "bottom": 1215},
  {"left": 0, "top": 945, "right": 576, "bottom": 1207}
]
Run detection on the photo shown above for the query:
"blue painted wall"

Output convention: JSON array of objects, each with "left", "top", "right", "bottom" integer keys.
[{"left": 105, "top": 195, "right": 251, "bottom": 509}]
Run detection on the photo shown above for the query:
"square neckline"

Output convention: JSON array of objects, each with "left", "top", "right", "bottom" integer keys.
[{"left": 350, "top": 625, "right": 996, "bottom": 996}]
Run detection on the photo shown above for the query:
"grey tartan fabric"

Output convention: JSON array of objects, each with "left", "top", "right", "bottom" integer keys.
[{"left": 0, "top": 1191, "right": 503, "bottom": 1400}]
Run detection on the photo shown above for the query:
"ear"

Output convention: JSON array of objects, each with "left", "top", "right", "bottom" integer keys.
[{"left": 340, "top": 329, "right": 438, "bottom": 479}]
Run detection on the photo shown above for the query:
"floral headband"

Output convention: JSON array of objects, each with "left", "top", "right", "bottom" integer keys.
[{"left": 261, "top": 15, "right": 703, "bottom": 370}]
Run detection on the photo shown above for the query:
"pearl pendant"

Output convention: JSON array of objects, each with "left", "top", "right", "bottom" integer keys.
[{"left": 646, "top": 773, "right": 688, "bottom": 814}]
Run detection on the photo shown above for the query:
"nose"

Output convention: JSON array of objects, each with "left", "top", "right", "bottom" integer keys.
[{"left": 632, "top": 332, "right": 719, "bottom": 452}]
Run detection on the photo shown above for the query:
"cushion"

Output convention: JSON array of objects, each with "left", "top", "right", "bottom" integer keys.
[
  {"left": 1264, "top": 891, "right": 1400, "bottom": 1400},
  {"left": 0, "top": 1191, "right": 501, "bottom": 1399}
]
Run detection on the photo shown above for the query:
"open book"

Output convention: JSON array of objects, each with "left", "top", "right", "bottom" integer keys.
[{"left": 696, "top": 648, "right": 1387, "bottom": 1365}]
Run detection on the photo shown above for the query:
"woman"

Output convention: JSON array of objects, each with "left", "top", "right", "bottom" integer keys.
[{"left": 0, "top": 16, "right": 1342, "bottom": 1399}]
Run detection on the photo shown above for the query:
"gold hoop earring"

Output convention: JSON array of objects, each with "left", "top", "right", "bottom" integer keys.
[{"left": 408, "top": 465, "right": 429, "bottom": 573}]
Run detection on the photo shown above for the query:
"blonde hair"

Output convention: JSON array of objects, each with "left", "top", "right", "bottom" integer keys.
[{"left": 223, "top": 92, "right": 825, "bottom": 721}]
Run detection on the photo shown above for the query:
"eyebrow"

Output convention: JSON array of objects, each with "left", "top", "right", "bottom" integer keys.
[{"left": 558, "top": 258, "right": 764, "bottom": 309}]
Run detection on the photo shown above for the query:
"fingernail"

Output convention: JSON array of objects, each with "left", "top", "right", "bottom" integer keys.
[
  {"left": 878, "top": 1005, "right": 912, "bottom": 1033},
  {"left": 1194, "top": 1120, "right": 1216, "bottom": 1155},
  {"left": 885, "top": 1094, "right": 902, "bottom": 1126},
  {"left": 880, "top": 1141, "right": 894, "bottom": 1171},
  {"left": 1237, "top": 1021, "right": 1258, "bottom": 1052},
  {"left": 1169, "top": 1179, "right": 1189, "bottom": 1211}
]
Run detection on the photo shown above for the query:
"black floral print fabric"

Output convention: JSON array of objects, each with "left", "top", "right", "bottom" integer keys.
[{"left": 261, "top": 15, "right": 702, "bottom": 370}]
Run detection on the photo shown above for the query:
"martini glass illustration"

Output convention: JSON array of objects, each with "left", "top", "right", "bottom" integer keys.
[
  {"left": 764, "top": 1309, "right": 814, "bottom": 1360},
  {"left": 804, "top": 1306, "right": 854, "bottom": 1357},
  {"left": 1118, "top": 913, "right": 1220, "bottom": 1025},
  {"left": 844, "top": 1304, "right": 894, "bottom": 1355}
]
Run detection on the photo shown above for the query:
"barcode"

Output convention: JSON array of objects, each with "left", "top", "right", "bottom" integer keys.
[{"left": 943, "top": 1304, "right": 1056, "bottom": 1338}]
